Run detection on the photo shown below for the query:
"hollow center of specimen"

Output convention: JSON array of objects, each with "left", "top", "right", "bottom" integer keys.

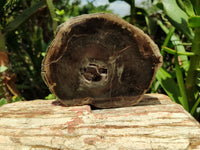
[{"left": 80, "top": 63, "right": 107, "bottom": 82}]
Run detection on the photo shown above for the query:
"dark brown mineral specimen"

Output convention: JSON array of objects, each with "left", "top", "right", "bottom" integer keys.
[{"left": 41, "top": 13, "right": 162, "bottom": 108}]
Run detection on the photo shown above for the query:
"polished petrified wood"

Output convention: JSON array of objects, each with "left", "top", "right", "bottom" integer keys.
[{"left": 42, "top": 13, "right": 162, "bottom": 108}]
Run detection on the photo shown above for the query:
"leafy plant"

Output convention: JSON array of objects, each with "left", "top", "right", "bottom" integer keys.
[
  {"left": 0, "top": 98, "right": 7, "bottom": 106},
  {"left": 0, "top": 0, "right": 51, "bottom": 101},
  {"left": 12, "top": 95, "right": 23, "bottom": 102},
  {"left": 153, "top": 0, "right": 200, "bottom": 119},
  {"left": 0, "top": 66, "right": 8, "bottom": 73},
  {"left": 0, "top": 0, "right": 113, "bottom": 102},
  {"left": 45, "top": 93, "right": 57, "bottom": 100}
]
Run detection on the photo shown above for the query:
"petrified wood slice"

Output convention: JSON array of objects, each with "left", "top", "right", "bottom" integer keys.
[{"left": 41, "top": 13, "right": 163, "bottom": 108}]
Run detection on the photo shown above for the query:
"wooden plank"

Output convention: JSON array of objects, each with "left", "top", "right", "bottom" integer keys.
[{"left": 0, "top": 94, "right": 200, "bottom": 149}]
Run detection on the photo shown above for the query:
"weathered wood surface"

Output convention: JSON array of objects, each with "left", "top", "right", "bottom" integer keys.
[{"left": 0, "top": 94, "right": 200, "bottom": 150}]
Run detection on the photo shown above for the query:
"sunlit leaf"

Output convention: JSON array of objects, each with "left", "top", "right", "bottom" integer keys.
[
  {"left": 56, "top": 9, "right": 65, "bottom": 16},
  {"left": 45, "top": 93, "right": 57, "bottom": 100},
  {"left": 159, "top": 0, "right": 194, "bottom": 41},
  {"left": 162, "top": 46, "right": 195, "bottom": 56},
  {"left": 196, "top": 72, "right": 200, "bottom": 89},
  {"left": 176, "top": 0, "right": 195, "bottom": 16},
  {"left": 174, "top": 55, "right": 189, "bottom": 111},
  {"left": 156, "top": 67, "right": 181, "bottom": 103},
  {"left": 157, "top": 20, "right": 188, "bottom": 64},
  {"left": 190, "top": 97, "right": 200, "bottom": 115},
  {"left": 0, "top": 66, "right": 8, "bottom": 72},
  {"left": 188, "top": 16, "right": 200, "bottom": 28},
  {"left": 41, "top": 52, "right": 46, "bottom": 57}
]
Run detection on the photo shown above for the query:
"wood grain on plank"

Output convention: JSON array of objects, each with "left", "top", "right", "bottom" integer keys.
[{"left": 0, "top": 94, "right": 199, "bottom": 150}]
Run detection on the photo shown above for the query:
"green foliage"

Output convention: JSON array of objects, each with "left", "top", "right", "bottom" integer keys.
[
  {"left": 162, "top": 47, "right": 195, "bottom": 56},
  {"left": 54, "top": 0, "right": 112, "bottom": 24},
  {"left": 79, "top": 1, "right": 111, "bottom": 14},
  {"left": 158, "top": 0, "right": 194, "bottom": 41},
  {"left": 3, "top": 0, "right": 46, "bottom": 33},
  {"left": 0, "top": 96, "right": 23, "bottom": 107},
  {"left": 0, "top": 0, "right": 112, "bottom": 100},
  {"left": 152, "top": 0, "right": 200, "bottom": 119},
  {"left": 188, "top": 16, "right": 200, "bottom": 28},
  {"left": 45, "top": 94, "right": 57, "bottom": 100},
  {"left": 46, "top": 0, "right": 57, "bottom": 34},
  {"left": 176, "top": 0, "right": 195, "bottom": 16},
  {"left": 0, "top": 66, "right": 8, "bottom": 73},
  {"left": 0, "top": 98, "right": 7, "bottom": 106},
  {"left": 156, "top": 68, "right": 180, "bottom": 104},
  {"left": 12, "top": 96, "right": 23, "bottom": 102}
]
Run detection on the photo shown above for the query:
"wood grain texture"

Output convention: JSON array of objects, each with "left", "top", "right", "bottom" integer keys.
[
  {"left": 0, "top": 94, "right": 200, "bottom": 150},
  {"left": 41, "top": 13, "right": 163, "bottom": 108}
]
